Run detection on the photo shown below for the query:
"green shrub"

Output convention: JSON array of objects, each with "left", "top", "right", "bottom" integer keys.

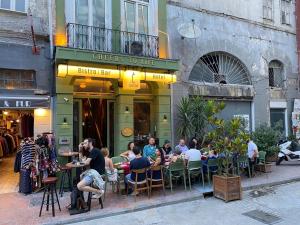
[{"left": 252, "top": 124, "right": 281, "bottom": 157}]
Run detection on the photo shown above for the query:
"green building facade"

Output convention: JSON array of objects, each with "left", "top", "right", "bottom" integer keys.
[{"left": 54, "top": 0, "right": 179, "bottom": 156}]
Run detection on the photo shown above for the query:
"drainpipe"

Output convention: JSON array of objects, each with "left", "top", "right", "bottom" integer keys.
[{"left": 48, "top": 0, "right": 53, "bottom": 59}]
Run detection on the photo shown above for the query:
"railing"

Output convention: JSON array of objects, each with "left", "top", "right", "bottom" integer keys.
[{"left": 66, "top": 23, "right": 159, "bottom": 58}]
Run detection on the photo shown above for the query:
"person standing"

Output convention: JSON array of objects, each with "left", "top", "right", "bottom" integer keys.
[
  {"left": 143, "top": 137, "right": 156, "bottom": 160},
  {"left": 77, "top": 138, "right": 106, "bottom": 198},
  {"left": 247, "top": 139, "right": 258, "bottom": 177}
]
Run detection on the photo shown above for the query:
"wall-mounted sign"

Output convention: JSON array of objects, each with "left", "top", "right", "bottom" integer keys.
[
  {"left": 57, "top": 64, "right": 121, "bottom": 79},
  {"left": 0, "top": 97, "right": 49, "bottom": 109},
  {"left": 121, "top": 127, "right": 134, "bottom": 137},
  {"left": 57, "top": 64, "right": 176, "bottom": 85},
  {"left": 59, "top": 137, "right": 71, "bottom": 145}
]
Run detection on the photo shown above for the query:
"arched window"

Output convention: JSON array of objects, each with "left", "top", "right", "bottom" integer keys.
[
  {"left": 189, "top": 52, "right": 251, "bottom": 85},
  {"left": 268, "top": 60, "right": 284, "bottom": 88}
]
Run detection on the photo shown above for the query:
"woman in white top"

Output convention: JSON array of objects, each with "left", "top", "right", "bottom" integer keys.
[
  {"left": 120, "top": 141, "right": 136, "bottom": 161},
  {"left": 101, "top": 147, "right": 118, "bottom": 182}
]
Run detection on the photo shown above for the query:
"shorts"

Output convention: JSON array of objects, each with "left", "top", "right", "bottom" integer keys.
[{"left": 82, "top": 175, "right": 93, "bottom": 185}]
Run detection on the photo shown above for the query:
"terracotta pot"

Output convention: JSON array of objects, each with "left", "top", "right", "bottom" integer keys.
[{"left": 213, "top": 175, "right": 242, "bottom": 202}]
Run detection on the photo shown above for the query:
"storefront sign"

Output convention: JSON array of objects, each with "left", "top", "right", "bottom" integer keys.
[
  {"left": 123, "top": 70, "right": 141, "bottom": 90},
  {"left": 57, "top": 64, "right": 176, "bottom": 91},
  {"left": 144, "top": 72, "right": 177, "bottom": 83},
  {"left": 0, "top": 98, "right": 49, "bottom": 109},
  {"left": 57, "top": 65, "right": 120, "bottom": 79}
]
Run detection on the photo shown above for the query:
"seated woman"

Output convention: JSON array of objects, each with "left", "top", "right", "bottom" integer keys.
[
  {"left": 148, "top": 148, "right": 165, "bottom": 179},
  {"left": 120, "top": 141, "right": 136, "bottom": 161},
  {"left": 208, "top": 150, "right": 218, "bottom": 159},
  {"left": 165, "top": 148, "right": 182, "bottom": 166},
  {"left": 101, "top": 147, "right": 118, "bottom": 182}
]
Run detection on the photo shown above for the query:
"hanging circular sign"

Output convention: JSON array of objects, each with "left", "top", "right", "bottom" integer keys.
[{"left": 121, "top": 127, "right": 133, "bottom": 137}]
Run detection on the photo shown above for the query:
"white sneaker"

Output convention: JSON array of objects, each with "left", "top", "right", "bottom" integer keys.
[{"left": 92, "top": 190, "right": 104, "bottom": 199}]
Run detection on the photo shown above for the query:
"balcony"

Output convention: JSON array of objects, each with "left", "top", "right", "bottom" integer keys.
[{"left": 66, "top": 23, "right": 159, "bottom": 58}]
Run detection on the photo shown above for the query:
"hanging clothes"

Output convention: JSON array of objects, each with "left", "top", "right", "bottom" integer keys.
[
  {"left": 0, "top": 136, "right": 9, "bottom": 156},
  {"left": 20, "top": 139, "right": 35, "bottom": 169}
]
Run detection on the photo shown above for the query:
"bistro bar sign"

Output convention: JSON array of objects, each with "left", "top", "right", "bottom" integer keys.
[
  {"left": 0, "top": 97, "right": 50, "bottom": 109},
  {"left": 57, "top": 64, "right": 177, "bottom": 83}
]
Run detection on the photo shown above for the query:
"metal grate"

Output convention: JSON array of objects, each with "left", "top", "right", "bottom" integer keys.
[
  {"left": 243, "top": 210, "right": 282, "bottom": 224},
  {"left": 189, "top": 52, "right": 251, "bottom": 85}
]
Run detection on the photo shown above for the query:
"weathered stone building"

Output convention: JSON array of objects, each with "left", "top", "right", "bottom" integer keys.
[
  {"left": 0, "top": 0, "right": 52, "bottom": 137},
  {"left": 168, "top": 0, "right": 299, "bottom": 140}
]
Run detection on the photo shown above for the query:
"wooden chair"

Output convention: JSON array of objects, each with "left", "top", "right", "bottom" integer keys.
[
  {"left": 126, "top": 168, "right": 150, "bottom": 201},
  {"left": 187, "top": 160, "right": 204, "bottom": 190},
  {"left": 166, "top": 159, "right": 186, "bottom": 192},
  {"left": 147, "top": 165, "right": 165, "bottom": 196}
]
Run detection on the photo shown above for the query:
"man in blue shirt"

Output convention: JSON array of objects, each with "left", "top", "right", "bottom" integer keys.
[
  {"left": 125, "top": 146, "right": 151, "bottom": 195},
  {"left": 143, "top": 137, "right": 156, "bottom": 160}
]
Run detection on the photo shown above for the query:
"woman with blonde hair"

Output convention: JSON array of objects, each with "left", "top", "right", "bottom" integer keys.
[{"left": 101, "top": 147, "right": 118, "bottom": 182}]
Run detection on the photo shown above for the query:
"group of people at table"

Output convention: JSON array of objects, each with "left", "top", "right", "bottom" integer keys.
[{"left": 74, "top": 137, "right": 224, "bottom": 198}]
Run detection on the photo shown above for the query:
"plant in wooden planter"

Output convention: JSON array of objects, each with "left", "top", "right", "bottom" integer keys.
[{"left": 207, "top": 117, "right": 249, "bottom": 202}]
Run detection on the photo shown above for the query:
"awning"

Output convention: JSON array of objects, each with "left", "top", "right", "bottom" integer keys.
[{"left": 0, "top": 96, "right": 50, "bottom": 109}]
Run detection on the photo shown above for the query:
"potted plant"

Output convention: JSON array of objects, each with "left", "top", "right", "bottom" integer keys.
[
  {"left": 207, "top": 117, "right": 250, "bottom": 202},
  {"left": 252, "top": 124, "right": 281, "bottom": 162},
  {"left": 177, "top": 96, "right": 225, "bottom": 144}
]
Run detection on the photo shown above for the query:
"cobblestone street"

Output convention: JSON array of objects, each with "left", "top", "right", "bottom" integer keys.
[{"left": 70, "top": 181, "right": 300, "bottom": 225}]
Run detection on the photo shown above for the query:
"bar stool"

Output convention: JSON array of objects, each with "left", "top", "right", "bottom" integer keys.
[
  {"left": 59, "top": 165, "right": 72, "bottom": 197},
  {"left": 39, "top": 177, "right": 61, "bottom": 217},
  {"left": 87, "top": 184, "right": 104, "bottom": 211}
]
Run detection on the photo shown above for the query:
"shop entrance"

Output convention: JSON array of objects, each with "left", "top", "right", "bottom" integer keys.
[
  {"left": 73, "top": 98, "right": 115, "bottom": 155},
  {"left": 0, "top": 109, "right": 33, "bottom": 194}
]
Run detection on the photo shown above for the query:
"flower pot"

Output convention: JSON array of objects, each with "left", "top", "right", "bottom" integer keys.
[
  {"left": 255, "top": 163, "right": 272, "bottom": 173},
  {"left": 266, "top": 155, "right": 278, "bottom": 162},
  {"left": 213, "top": 175, "right": 242, "bottom": 202}
]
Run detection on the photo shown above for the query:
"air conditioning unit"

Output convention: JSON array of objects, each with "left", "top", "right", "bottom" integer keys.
[{"left": 125, "top": 41, "right": 143, "bottom": 56}]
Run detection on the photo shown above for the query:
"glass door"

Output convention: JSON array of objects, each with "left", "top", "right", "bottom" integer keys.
[{"left": 73, "top": 99, "right": 82, "bottom": 150}]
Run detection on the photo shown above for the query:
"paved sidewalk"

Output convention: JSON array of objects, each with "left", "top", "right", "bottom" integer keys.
[
  {"left": 1, "top": 161, "right": 300, "bottom": 225},
  {"left": 69, "top": 181, "right": 300, "bottom": 225}
]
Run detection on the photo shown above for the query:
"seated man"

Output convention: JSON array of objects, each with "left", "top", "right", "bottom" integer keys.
[
  {"left": 125, "top": 146, "right": 151, "bottom": 195},
  {"left": 77, "top": 138, "right": 106, "bottom": 198},
  {"left": 185, "top": 141, "right": 201, "bottom": 161},
  {"left": 175, "top": 139, "right": 189, "bottom": 154}
]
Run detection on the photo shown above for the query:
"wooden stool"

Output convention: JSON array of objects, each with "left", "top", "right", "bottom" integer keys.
[
  {"left": 39, "top": 177, "right": 61, "bottom": 217},
  {"left": 59, "top": 165, "right": 72, "bottom": 197}
]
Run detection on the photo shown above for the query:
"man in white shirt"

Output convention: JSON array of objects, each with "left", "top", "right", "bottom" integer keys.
[
  {"left": 247, "top": 139, "right": 258, "bottom": 177},
  {"left": 185, "top": 141, "right": 201, "bottom": 161}
]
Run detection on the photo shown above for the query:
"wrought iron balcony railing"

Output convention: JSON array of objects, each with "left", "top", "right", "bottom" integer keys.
[{"left": 66, "top": 23, "right": 159, "bottom": 58}]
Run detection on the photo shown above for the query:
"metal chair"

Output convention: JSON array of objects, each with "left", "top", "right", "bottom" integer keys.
[
  {"left": 187, "top": 160, "right": 204, "bottom": 190},
  {"left": 147, "top": 165, "right": 165, "bottom": 196},
  {"left": 237, "top": 155, "right": 252, "bottom": 178},
  {"left": 126, "top": 168, "right": 150, "bottom": 201},
  {"left": 207, "top": 159, "right": 218, "bottom": 185},
  {"left": 166, "top": 159, "right": 186, "bottom": 192}
]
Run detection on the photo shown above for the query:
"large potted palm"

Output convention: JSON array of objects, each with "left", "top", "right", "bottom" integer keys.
[{"left": 207, "top": 117, "right": 249, "bottom": 202}]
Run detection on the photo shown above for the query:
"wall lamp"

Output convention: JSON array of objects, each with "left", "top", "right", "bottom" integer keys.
[
  {"left": 63, "top": 117, "right": 68, "bottom": 125},
  {"left": 163, "top": 114, "right": 167, "bottom": 122},
  {"left": 125, "top": 106, "right": 130, "bottom": 113}
]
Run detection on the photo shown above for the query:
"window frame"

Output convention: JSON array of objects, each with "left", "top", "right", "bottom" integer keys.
[
  {"left": 263, "top": 0, "right": 274, "bottom": 21},
  {"left": 65, "top": 0, "right": 112, "bottom": 29},
  {"left": 0, "top": 0, "right": 28, "bottom": 13},
  {"left": 281, "top": 0, "right": 292, "bottom": 25},
  {"left": 268, "top": 60, "right": 285, "bottom": 89},
  {"left": 0, "top": 69, "right": 36, "bottom": 90},
  {"left": 121, "top": 0, "right": 158, "bottom": 36}
]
